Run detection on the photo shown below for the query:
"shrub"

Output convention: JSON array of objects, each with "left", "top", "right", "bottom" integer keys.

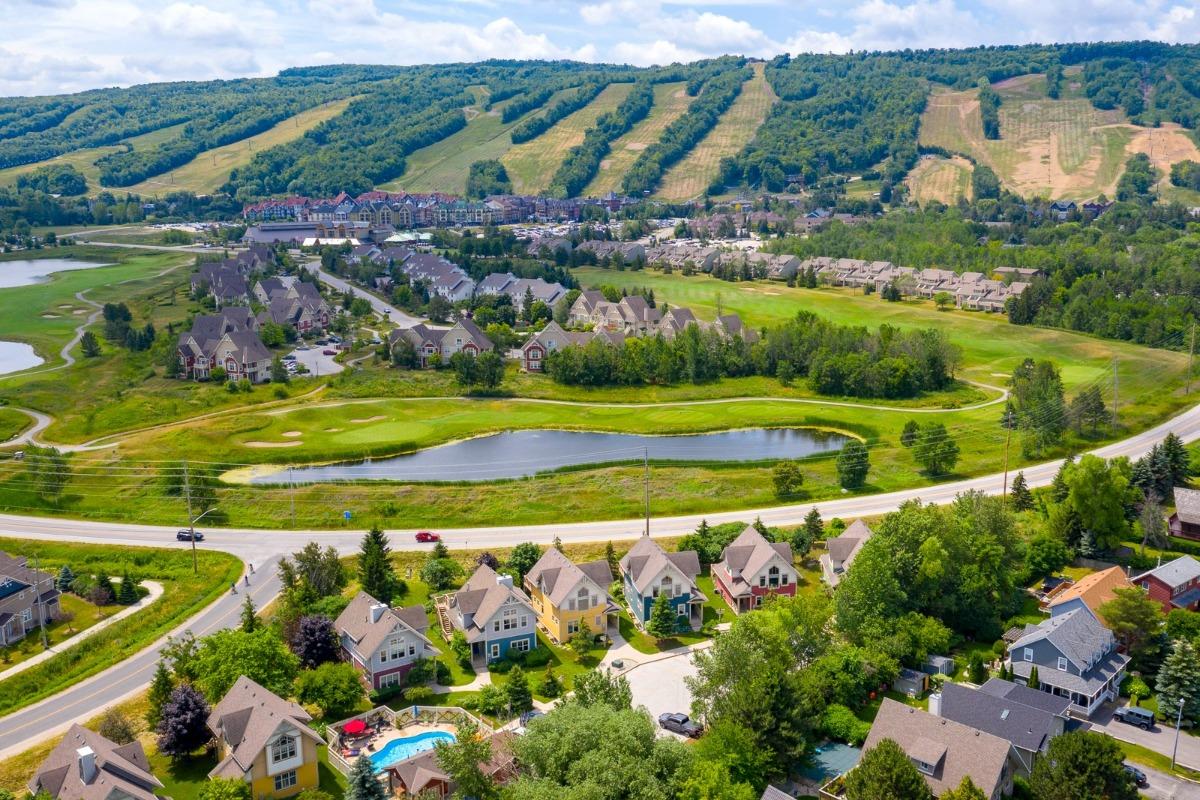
[
  {"left": 820, "top": 704, "right": 872, "bottom": 746},
  {"left": 404, "top": 686, "right": 435, "bottom": 704}
]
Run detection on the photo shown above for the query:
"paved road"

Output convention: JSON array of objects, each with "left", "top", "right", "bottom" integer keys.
[
  {"left": 1094, "top": 704, "right": 1200, "bottom": 772},
  {"left": 1139, "top": 765, "right": 1200, "bottom": 799},
  {"left": 0, "top": 558, "right": 279, "bottom": 760},
  {"left": 307, "top": 264, "right": 422, "bottom": 327}
]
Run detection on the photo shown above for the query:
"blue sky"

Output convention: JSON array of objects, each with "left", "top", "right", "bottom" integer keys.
[{"left": 1, "top": 0, "right": 1197, "bottom": 96}]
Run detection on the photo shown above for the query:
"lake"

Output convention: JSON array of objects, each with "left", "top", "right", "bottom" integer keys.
[
  {"left": 0, "top": 341, "right": 43, "bottom": 375},
  {"left": 0, "top": 258, "right": 110, "bottom": 289},
  {"left": 250, "top": 427, "right": 851, "bottom": 484}
]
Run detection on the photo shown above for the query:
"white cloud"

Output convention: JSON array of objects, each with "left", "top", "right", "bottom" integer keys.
[
  {"left": 782, "top": 29, "right": 855, "bottom": 54},
  {"left": 149, "top": 2, "right": 250, "bottom": 45},
  {"left": 611, "top": 38, "right": 706, "bottom": 66}
]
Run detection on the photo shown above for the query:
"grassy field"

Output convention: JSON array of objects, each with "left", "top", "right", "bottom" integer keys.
[
  {"left": 583, "top": 82, "right": 694, "bottom": 196},
  {"left": 0, "top": 536, "right": 240, "bottom": 716},
  {"left": 123, "top": 98, "right": 356, "bottom": 195},
  {"left": 380, "top": 87, "right": 576, "bottom": 194},
  {"left": 0, "top": 408, "right": 29, "bottom": 442},
  {"left": 907, "top": 155, "right": 973, "bottom": 205},
  {"left": 916, "top": 71, "right": 1200, "bottom": 200},
  {"left": 0, "top": 124, "right": 188, "bottom": 192},
  {"left": 502, "top": 83, "right": 635, "bottom": 195},
  {"left": 656, "top": 63, "right": 777, "bottom": 201}
]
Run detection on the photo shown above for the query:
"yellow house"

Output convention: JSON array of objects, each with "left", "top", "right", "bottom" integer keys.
[
  {"left": 207, "top": 676, "right": 323, "bottom": 799},
  {"left": 523, "top": 548, "right": 617, "bottom": 644}
]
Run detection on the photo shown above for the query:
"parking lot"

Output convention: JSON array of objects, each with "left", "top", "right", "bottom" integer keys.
[
  {"left": 286, "top": 345, "right": 342, "bottom": 376},
  {"left": 622, "top": 651, "right": 699, "bottom": 738}
]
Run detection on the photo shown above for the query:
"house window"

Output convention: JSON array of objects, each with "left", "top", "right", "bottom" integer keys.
[
  {"left": 274, "top": 770, "right": 297, "bottom": 792},
  {"left": 270, "top": 736, "right": 297, "bottom": 764},
  {"left": 1057, "top": 657, "right": 1068, "bottom": 671},
  {"left": 379, "top": 672, "right": 401, "bottom": 689},
  {"left": 1023, "top": 648, "right": 1033, "bottom": 662},
  {"left": 379, "top": 635, "right": 408, "bottom": 663},
  {"left": 20, "top": 608, "right": 32, "bottom": 623},
  {"left": 510, "top": 638, "right": 531, "bottom": 653},
  {"left": 781, "top": 574, "right": 789, "bottom": 586},
  {"left": 567, "top": 621, "right": 579, "bottom": 635},
  {"left": 490, "top": 643, "right": 500, "bottom": 659},
  {"left": 913, "top": 760, "right": 935, "bottom": 776},
  {"left": 768, "top": 566, "right": 780, "bottom": 588}
]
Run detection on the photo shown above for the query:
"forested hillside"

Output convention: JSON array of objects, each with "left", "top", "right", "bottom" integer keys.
[{"left": 3, "top": 43, "right": 1199, "bottom": 201}]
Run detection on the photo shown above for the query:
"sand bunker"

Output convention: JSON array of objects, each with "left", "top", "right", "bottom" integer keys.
[
  {"left": 244, "top": 440, "right": 302, "bottom": 448},
  {"left": 350, "top": 415, "right": 386, "bottom": 424},
  {"left": 282, "top": 431, "right": 302, "bottom": 438},
  {"left": 40, "top": 314, "right": 58, "bottom": 318},
  {"left": 325, "top": 427, "right": 343, "bottom": 433}
]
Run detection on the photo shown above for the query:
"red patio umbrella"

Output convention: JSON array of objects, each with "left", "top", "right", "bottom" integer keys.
[{"left": 343, "top": 719, "right": 367, "bottom": 736}]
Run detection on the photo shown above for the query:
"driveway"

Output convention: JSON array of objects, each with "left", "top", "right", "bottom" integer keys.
[
  {"left": 623, "top": 650, "right": 699, "bottom": 737},
  {"left": 287, "top": 346, "right": 342, "bottom": 377},
  {"left": 306, "top": 263, "right": 422, "bottom": 327},
  {"left": 1094, "top": 704, "right": 1200, "bottom": 771}
]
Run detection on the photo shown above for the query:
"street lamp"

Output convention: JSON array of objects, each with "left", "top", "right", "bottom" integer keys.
[
  {"left": 1172, "top": 696, "right": 1186, "bottom": 770},
  {"left": 187, "top": 507, "right": 216, "bottom": 576}
]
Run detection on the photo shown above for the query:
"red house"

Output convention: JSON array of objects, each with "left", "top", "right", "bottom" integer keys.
[
  {"left": 1132, "top": 556, "right": 1200, "bottom": 614},
  {"left": 711, "top": 525, "right": 795, "bottom": 614}
]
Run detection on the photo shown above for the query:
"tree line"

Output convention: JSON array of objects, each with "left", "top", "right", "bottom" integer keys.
[
  {"left": 548, "top": 82, "right": 655, "bottom": 198},
  {"left": 510, "top": 82, "right": 609, "bottom": 144},
  {"left": 545, "top": 310, "right": 958, "bottom": 399}
]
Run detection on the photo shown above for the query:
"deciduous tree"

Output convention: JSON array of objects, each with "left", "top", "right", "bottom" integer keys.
[
  {"left": 294, "top": 662, "right": 365, "bottom": 716},
  {"left": 194, "top": 627, "right": 299, "bottom": 700},
  {"left": 156, "top": 683, "right": 211, "bottom": 758},
  {"left": 571, "top": 668, "right": 632, "bottom": 711},
  {"left": 836, "top": 439, "right": 870, "bottom": 489},
  {"left": 1029, "top": 731, "right": 1137, "bottom": 800},
  {"left": 844, "top": 739, "right": 934, "bottom": 800},
  {"left": 289, "top": 614, "right": 339, "bottom": 668}
]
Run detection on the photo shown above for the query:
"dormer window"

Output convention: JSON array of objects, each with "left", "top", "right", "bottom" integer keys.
[
  {"left": 1057, "top": 657, "right": 1068, "bottom": 671},
  {"left": 270, "top": 735, "right": 297, "bottom": 764},
  {"left": 913, "top": 759, "right": 935, "bottom": 776},
  {"left": 1023, "top": 648, "right": 1033, "bottom": 662}
]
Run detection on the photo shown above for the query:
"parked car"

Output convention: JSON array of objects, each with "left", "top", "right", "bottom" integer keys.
[
  {"left": 658, "top": 713, "right": 702, "bottom": 738},
  {"left": 322, "top": 349, "right": 337, "bottom": 356},
  {"left": 176, "top": 529, "right": 204, "bottom": 541},
  {"left": 519, "top": 710, "right": 544, "bottom": 726},
  {"left": 415, "top": 531, "right": 441, "bottom": 543},
  {"left": 315, "top": 338, "right": 329, "bottom": 345},
  {"left": 1113, "top": 706, "right": 1156, "bottom": 730},
  {"left": 1123, "top": 764, "right": 1148, "bottom": 788},
  {"left": 282, "top": 354, "right": 296, "bottom": 361}
]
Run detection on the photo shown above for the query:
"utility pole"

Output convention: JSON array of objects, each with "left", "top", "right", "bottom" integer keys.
[
  {"left": 643, "top": 447, "right": 650, "bottom": 537},
  {"left": 183, "top": 460, "right": 197, "bottom": 575},
  {"left": 289, "top": 466, "right": 296, "bottom": 528},
  {"left": 1002, "top": 423, "right": 1012, "bottom": 499},
  {"left": 1189, "top": 322, "right": 1196, "bottom": 395},
  {"left": 33, "top": 555, "right": 48, "bottom": 650}
]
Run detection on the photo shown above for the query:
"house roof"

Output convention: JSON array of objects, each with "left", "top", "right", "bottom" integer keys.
[
  {"left": 760, "top": 787, "right": 791, "bottom": 800},
  {"left": 447, "top": 318, "right": 494, "bottom": 351},
  {"left": 937, "top": 681, "right": 1062, "bottom": 753},
  {"left": 977, "top": 677, "right": 1072, "bottom": 716},
  {"left": 1173, "top": 488, "right": 1200, "bottom": 524},
  {"left": 1135, "top": 555, "right": 1200, "bottom": 589},
  {"left": 826, "top": 519, "right": 872, "bottom": 564},
  {"left": 387, "top": 731, "right": 515, "bottom": 793},
  {"left": 451, "top": 565, "right": 535, "bottom": 641},
  {"left": 1047, "top": 567, "right": 1132, "bottom": 616},
  {"left": 619, "top": 536, "right": 702, "bottom": 595},
  {"left": 206, "top": 676, "right": 321, "bottom": 779},
  {"left": 1010, "top": 649, "right": 1129, "bottom": 698},
  {"left": 1010, "top": 607, "right": 1115, "bottom": 673},
  {"left": 334, "top": 591, "right": 431, "bottom": 657},
  {"left": 861, "top": 699, "right": 1010, "bottom": 798},
  {"left": 524, "top": 547, "right": 612, "bottom": 606},
  {"left": 29, "top": 724, "right": 162, "bottom": 800},
  {"left": 714, "top": 526, "right": 792, "bottom": 597}
]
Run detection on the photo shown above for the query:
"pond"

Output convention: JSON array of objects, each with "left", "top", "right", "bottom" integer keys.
[
  {"left": 0, "top": 341, "right": 43, "bottom": 376},
  {"left": 250, "top": 427, "right": 852, "bottom": 484},
  {"left": 0, "top": 258, "right": 111, "bottom": 289}
]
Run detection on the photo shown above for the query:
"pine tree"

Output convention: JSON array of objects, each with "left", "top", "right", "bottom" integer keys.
[
  {"left": 803, "top": 507, "right": 824, "bottom": 542},
  {"left": 604, "top": 541, "right": 618, "bottom": 575},
  {"left": 146, "top": 661, "right": 174, "bottom": 729},
  {"left": 1050, "top": 456, "right": 1074, "bottom": 502},
  {"left": 240, "top": 595, "right": 258, "bottom": 633},
  {"left": 553, "top": 535, "right": 564, "bottom": 552},
  {"left": 1156, "top": 640, "right": 1200, "bottom": 725},
  {"left": 92, "top": 570, "right": 115, "bottom": 605},
  {"left": 345, "top": 755, "right": 388, "bottom": 800},
  {"left": 646, "top": 592, "right": 677, "bottom": 640},
  {"left": 505, "top": 665, "right": 533, "bottom": 713},
  {"left": 358, "top": 526, "right": 399, "bottom": 604},
  {"left": 1010, "top": 471, "right": 1033, "bottom": 511},
  {"left": 56, "top": 565, "right": 75, "bottom": 593},
  {"left": 753, "top": 516, "right": 771, "bottom": 539},
  {"left": 116, "top": 569, "right": 138, "bottom": 605},
  {"left": 1027, "top": 665, "right": 1040, "bottom": 689},
  {"left": 1162, "top": 432, "right": 1193, "bottom": 495}
]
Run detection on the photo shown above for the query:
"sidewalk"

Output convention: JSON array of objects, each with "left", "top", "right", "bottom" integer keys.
[{"left": 0, "top": 580, "right": 164, "bottom": 683}]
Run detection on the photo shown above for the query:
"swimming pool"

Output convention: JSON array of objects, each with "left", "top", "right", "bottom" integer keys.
[{"left": 369, "top": 730, "right": 456, "bottom": 771}]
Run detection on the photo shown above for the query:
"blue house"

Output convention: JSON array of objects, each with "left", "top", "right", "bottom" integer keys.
[
  {"left": 443, "top": 565, "right": 538, "bottom": 663},
  {"left": 618, "top": 535, "right": 705, "bottom": 630}
]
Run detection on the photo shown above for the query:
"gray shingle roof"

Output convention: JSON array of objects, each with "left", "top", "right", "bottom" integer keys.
[
  {"left": 524, "top": 548, "right": 612, "bottom": 606},
  {"left": 619, "top": 536, "right": 702, "bottom": 595},
  {"left": 937, "top": 681, "right": 1061, "bottom": 753},
  {"left": 1135, "top": 555, "right": 1200, "bottom": 589},
  {"left": 334, "top": 591, "right": 432, "bottom": 658},
  {"left": 826, "top": 519, "right": 872, "bottom": 564},
  {"left": 206, "top": 676, "right": 322, "bottom": 779},
  {"left": 1010, "top": 649, "right": 1129, "bottom": 697},
  {"left": 29, "top": 724, "right": 162, "bottom": 800},
  {"left": 1009, "top": 607, "right": 1116, "bottom": 672},
  {"left": 978, "top": 677, "right": 1072, "bottom": 716}
]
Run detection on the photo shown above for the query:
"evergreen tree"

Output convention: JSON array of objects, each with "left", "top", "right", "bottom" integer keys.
[
  {"left": 753, "top": 516, "right": 771, "bottom": 539},
  {"left": 803, "top": 507, "right": 824, "bottom": 544},
  {"left": 1010, "top": 471, "right": 1033, "bottom": 511},
  {"left": 844, "top": 739, "right": 934, "bottom": 800},
  {"left": 80, "top": 331, "right": 101, "bottom": 358},
  {"left": 1050, "top": 455, "right": 1074, "bottom": 502},
  {"left": 605, "top": 541, "right": 618, "bottom": 575},
  {"left": 1162, "top": 432, "right": 1193, "bottom": 496},
  {"left": 116, "top": 569, "right": 138, "bottom": 605},
  {"left": 1156, "top": 640, "right": 1200, "bottom": 725},
  {"left": 240, "top": 595, "right": 258, "bottom": 633},
  {"left": 1027, "top": 665, "right": 1039, "bottom": 689},
  {"left": 345, "top": 755, "right": 388, "bottom": 800},
  {"left": 967, "top": 651, "right": 987, "bottom": 684},
  {"left": 146, "top": 661, "right": 174, "bottom": 729},
  {"left": 646, "top": 593, "right": 677, "bottom": 640},
  {"left": 505, "top": 665, "right": 533, "bottom": 713},
  {"left": 56, "top": 564, "right": 75, "bottom": 592},
  {"left": 358, "top": 526, "right": 400, "bottom": 604}
]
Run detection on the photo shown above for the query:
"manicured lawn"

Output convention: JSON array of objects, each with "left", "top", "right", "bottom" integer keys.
[
  {"left": 617, "top": 610, "right": 713, "bottom": 655},
  {"left": 1116, "top": 739, "right": 1200, "bottom": 782},
  {"left": 0, "top": 592, "right": 120, "bottom": 670},
  {"left": 0, "top": 537, "right": 241, "bottom": 716}
]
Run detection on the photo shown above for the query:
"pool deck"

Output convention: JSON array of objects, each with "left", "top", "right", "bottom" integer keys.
[{"left": 361, "top": 723, "right": 458, "bottom": 770}]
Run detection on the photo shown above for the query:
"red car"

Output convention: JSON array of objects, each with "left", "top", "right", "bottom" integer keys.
[
  {"left": 415, "top": 531, "right": 440, "bottom": 543},
  {"left": 322, "top": 349, "right": 337, "bottom": 356}
]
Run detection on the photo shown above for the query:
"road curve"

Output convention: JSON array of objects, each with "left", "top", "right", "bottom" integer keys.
[{"left": 308, "top": 264, "right": 423, "bottom": 328}]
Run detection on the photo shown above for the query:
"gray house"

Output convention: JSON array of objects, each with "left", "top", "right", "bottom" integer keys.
[
  {"left": 1005, "top": 606, "right": 1128, "bottom": 717},
  {"left": 0, "top": 552, "right": 61, "bottom": 646},
  {"left": 931, "top": 679, "right": 1069, "bottom": 775}
]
